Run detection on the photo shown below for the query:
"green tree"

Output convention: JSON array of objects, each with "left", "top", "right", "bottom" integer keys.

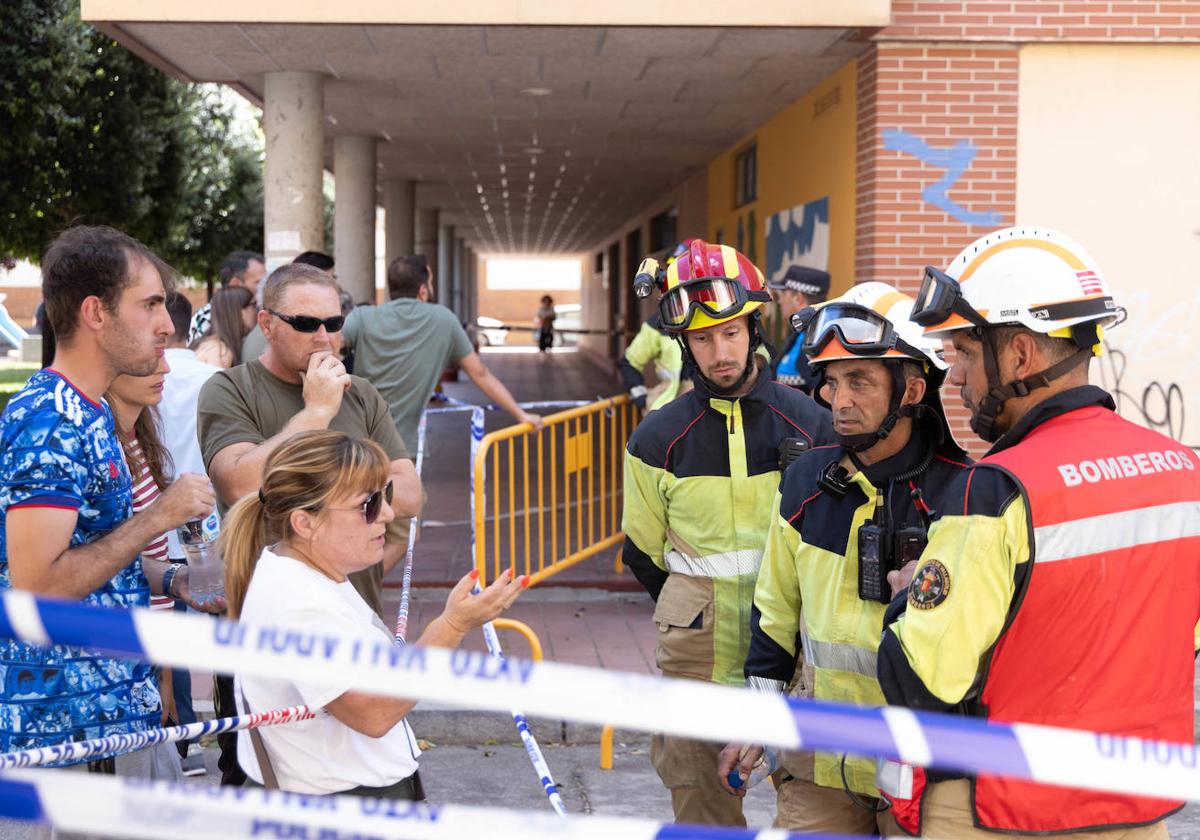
[{"left": 0, "top": 0, "right": 262, "bottom": 278}]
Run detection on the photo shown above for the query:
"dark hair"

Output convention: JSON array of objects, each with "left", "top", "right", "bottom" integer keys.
[
  {"left": 165, "top": 292, "right": 193, "bottom": 342},
  {"left": 41, "top": 225, "right": 174, "bottom": 344},
  {"left": 195, "top": 285, "right": 254, "bottom": 365},
  {"left": 387, "top": 255, "right": 430, "bottom": 300},
  {"left": 114, "top": 406, "right": 174, "bottom": 493},
  {"left": 293, "top": 251, "right": 335, "bottom": 272},
  {"left": 218, "top": 251, "right": 265, "bottom": 287}
]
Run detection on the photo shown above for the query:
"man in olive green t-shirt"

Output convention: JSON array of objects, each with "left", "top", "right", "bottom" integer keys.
[
  {"left": 343, "top": 255, "right": 544, "bottom": 454},
  {"left": 196, "top": 264, "right": 423, "bottom": 620}
]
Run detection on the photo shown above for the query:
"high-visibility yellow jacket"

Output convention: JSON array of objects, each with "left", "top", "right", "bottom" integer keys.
[
  {"left": 621, "top": 366, "right": 833, "bottom": 687},
  {"left": 747, "top": 420, "right": 971, "bottom": 795},
  {"left": 619, "top": 320, "right": 685, "bottom": 411}
]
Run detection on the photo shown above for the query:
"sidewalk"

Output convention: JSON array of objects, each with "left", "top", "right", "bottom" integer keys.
[{"left": 397, "top": 346, "right": 633, "bottom": 590}]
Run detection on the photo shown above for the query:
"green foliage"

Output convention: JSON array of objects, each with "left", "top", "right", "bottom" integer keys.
[
  {"left": 0, "top": 362, "right": 37, "bottom": 416},
  {"left": 0, "top": 0, "right": 263, "bottom": 279}
]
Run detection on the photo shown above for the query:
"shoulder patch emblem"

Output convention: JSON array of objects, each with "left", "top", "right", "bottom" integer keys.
[{"left": 908, "top": 560, "right": 950, "bottom": 610}]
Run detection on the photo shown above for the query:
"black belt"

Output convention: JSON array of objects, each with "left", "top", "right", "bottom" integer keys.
[{"left": 343, "top": 770, "right": 425, "bottom": 801}]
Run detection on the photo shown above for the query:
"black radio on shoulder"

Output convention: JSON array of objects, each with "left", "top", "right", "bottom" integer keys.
[
  {"left": 857, "top": 523, "right": 928, "bottom": 604},
  {"left": 778, "top": 437, "right": 811, "bottom": 472},
  {"left": 818, "top": 462, "right": 852, "bottom": 498}
]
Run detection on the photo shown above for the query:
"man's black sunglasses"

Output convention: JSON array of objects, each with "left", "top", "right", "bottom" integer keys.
[{"left": 268, "top": 310, "right": 345, "bottom": 334}]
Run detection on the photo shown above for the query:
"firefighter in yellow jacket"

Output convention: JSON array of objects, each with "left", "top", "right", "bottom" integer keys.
[
  {"left": 716, "top": 283, "right": 971, "bottom": 834},
  {"left": 620, "top": 240, "right": 833, "bottom": 826}
]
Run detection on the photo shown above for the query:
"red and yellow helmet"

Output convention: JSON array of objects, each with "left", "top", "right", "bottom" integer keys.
[{"left": 657, "top": 240, "right": 771, "bottom": 332}]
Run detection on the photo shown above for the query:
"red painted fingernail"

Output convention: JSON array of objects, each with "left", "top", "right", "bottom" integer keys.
[
  {"left": 468, "top": 569, "right": 479, "bottom": 580},
  {"left": 521, "top": 576, "right": 531, "bottom": 588}
]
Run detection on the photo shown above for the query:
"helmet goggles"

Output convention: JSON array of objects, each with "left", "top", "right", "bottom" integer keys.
[
  {"left": 912, "top": 266, "right": 989, "bottom": 330},
  {"left": 796, "top": 301, "right": 926, "bottom": 360},
  {"left": 659, "top": 276, "right": 769, "bottom": 330}
]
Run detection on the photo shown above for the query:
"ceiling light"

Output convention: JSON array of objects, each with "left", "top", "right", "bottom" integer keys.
[
  {"left": 499, "top": 163, "right": 506, "bottom": 174},
  {"left": 523, "top": 147, "right": 543, "bottom": 156},
  {"left": 501, "top": 178, "right": 507, "bottom": 188}
]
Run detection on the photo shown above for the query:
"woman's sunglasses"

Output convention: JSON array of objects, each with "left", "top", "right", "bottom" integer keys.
[
  {"left": 268, "top": 310, "right": 346, "bottom": 334},
  {"left": 330, "top": 480, "right": 394, "bottom": 524}
]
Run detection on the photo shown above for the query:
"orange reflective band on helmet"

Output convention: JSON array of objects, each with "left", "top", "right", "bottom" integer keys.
[{"left": 957, "top": 238, "right": 1088, "bottom": 285}]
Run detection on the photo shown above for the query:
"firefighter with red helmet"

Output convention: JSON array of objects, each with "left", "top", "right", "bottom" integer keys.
[
  {"left": 620, "top": 240, "right": 833, "bottom": 826},
  {"left": 879, "top": 227, "right": 1200, "bottom": 837}
]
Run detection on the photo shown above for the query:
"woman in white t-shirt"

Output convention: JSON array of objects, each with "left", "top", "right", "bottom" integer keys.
[{"left": 221, "top": 429, "right": 527, "bottom": 798}]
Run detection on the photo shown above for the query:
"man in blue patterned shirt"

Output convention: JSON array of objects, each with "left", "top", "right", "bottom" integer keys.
[{"left": 0, "top": 226, "right": 214, "bottom": 763}]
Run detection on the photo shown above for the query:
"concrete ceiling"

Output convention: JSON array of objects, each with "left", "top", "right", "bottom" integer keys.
[{"left": 107, "top": 24, "right": 872, "bottom": 253}]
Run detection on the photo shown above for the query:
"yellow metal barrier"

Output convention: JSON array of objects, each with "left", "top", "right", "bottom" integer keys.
[
  {"left": 474, "top": 395, "right": 639, "bottom": 586},
  {"left": 492, "top": 618, "right": 543, "bottom": 662}
]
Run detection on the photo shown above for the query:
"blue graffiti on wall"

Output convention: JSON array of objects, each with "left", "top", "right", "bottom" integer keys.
[
  {"left": 765, "top": 196, "right": 829, "bottom": 284},
  {"left": 882, "top": 129, "right": 1003, "bottom": 227}
]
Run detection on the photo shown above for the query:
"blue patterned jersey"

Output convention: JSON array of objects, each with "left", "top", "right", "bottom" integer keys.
[{"left": 0, "top": 369, "right": 159, "bottom": 758}]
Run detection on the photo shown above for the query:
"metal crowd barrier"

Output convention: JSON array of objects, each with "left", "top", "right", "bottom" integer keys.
[{"left": 473, "top": 395, "right": 639, "bottom": 586}]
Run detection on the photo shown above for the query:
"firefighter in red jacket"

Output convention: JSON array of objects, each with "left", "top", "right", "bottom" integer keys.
[{"left": 879, "top": 226, "right": 1200, "bottom": 838}]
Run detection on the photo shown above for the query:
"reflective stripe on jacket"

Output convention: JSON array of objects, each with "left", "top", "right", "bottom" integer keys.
[
  {"left": 749, "top": 427, "right": 970, "bottom": 796},
  {"left": 622, "top": 365, "right": 833, "bottom": 686},
  {"left": 881, "top": 387, "right": 1200, "bottom": 834}
]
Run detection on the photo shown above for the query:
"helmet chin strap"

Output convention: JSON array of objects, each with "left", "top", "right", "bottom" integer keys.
[
  {"left": 970, "top": 329, "right": 1093, "bottom": 443},
  {"left": 679, "top": 314, "right": 764, "bottom": 399}
]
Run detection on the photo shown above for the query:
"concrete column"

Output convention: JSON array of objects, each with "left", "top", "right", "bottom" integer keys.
[
  {"left": 333, "top": 135, "right": 377, "bottom": 305},
  {"left": 453, "top": 237, "right": 467, "bottom": 319},
  {"left": 415, "top": 202, "right": 440, "bottom": 280},
  {"left": 383, "top": 179, "right": 416, "bottom": 272},
  {"left": 263, "top": 72, "right": 325, "bottom": 272},
  {"left": 465, "top": 246, "right": 478, "bottom": 325},
  {"left": 438, "top": 224, "right": 455, "bottom": 310}
]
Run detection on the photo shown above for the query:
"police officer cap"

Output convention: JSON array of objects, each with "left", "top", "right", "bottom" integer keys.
[{"left": 768, "top": 265, "right": 831, "bottom": 299}]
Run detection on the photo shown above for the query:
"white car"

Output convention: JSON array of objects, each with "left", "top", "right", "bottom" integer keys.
[
  {"left": 553, "top": 303, "right": 581, "bottom": 346},
  {"left": 475, "top": 315, "right": 509, "bottom": 347}
]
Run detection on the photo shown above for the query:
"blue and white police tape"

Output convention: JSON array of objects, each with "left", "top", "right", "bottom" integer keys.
[
  {"left": 395, "top": 410, "right": 428, "bottom": 644},
  {"left": 469, "top": 405, "right": 568, "bottom": 816},
  {"left": 426, "top": 398, "right": 588, "bottom": 415},
  {"left": 0, "top": 766, "right": 838, "bottom": 840},
  {"left": 2, "top": 591, "right": 1199, "bottom": 805},
  {"left": 0, "top": 704, "right": 314, "bottom": 770}
]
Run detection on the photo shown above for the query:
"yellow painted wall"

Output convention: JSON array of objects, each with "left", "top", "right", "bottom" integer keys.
[
  {"left": 1016, "top": 44, "right": 1200, "bottom": 450},
  {"left": 707, "top": 58, "right": 858, "bottom": 297}
]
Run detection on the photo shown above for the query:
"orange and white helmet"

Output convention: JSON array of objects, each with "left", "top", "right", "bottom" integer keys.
[
  {"left": 913, "top": 226, "right": 1122, "bottom": 343},
  {"left": 799, "top": 282, "right": 946, "bottom": 373}
]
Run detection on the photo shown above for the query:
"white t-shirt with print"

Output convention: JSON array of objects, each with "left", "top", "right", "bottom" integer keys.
[{"left": 235, "top": 547, "right": 420, "bottom": 793}]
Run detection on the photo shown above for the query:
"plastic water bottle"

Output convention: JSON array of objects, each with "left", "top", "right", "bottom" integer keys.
[
  {"left": 727, "top": 745, "right": 778, "bottom": 790},
  {"left": 178, "top": 510, "right": 223, "bottom": 606}
]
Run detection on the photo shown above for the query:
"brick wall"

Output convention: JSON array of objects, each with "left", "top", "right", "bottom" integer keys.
[
  {"left": 855, "top": 40, "right": 1020, "bottom": 454},
  {"left": 883, "top": 0, "right": 1200, "bottom": 42}
]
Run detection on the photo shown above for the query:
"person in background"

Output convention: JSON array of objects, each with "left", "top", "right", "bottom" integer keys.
[
  {"left": 159, "top": 290, "right": 221, "bottom": 775},
  {"left": 768, "top": 265, "right": 830, "bottom": 395},
  {"left": 189, "top": 250, "right": 265, "bottom": 345},
  {"left": 225, "top": 429, "right": 526, "bottom": 797},
  {"left": 618, "top": 312, "right": 689, "bottom": 413},
  {"left": 240, "top": 251, "right": 336, "bottom": 366},
  {"left": 342, "top": 255, "right": 543, "bottom": 455},
  {"left": 535, "top": 294, "right": 555, "bottom": 353},
  {"left": 194, "top": 285, "right": 255, "bottom": 369},
  {"left": 106, "top": 356, "right": 227, "bottom": 776}
]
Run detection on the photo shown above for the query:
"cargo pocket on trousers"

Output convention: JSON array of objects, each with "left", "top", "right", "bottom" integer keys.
[{"left": 653, "top": 575, "right": 714, "bottom": 682}]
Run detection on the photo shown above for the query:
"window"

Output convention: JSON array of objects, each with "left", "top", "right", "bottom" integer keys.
[
  {"left": 734, "top": 143, "right": 757, "bottom": 208},
  {"left": 649, "top": 206, "right": 678, "bottom": 253}
]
